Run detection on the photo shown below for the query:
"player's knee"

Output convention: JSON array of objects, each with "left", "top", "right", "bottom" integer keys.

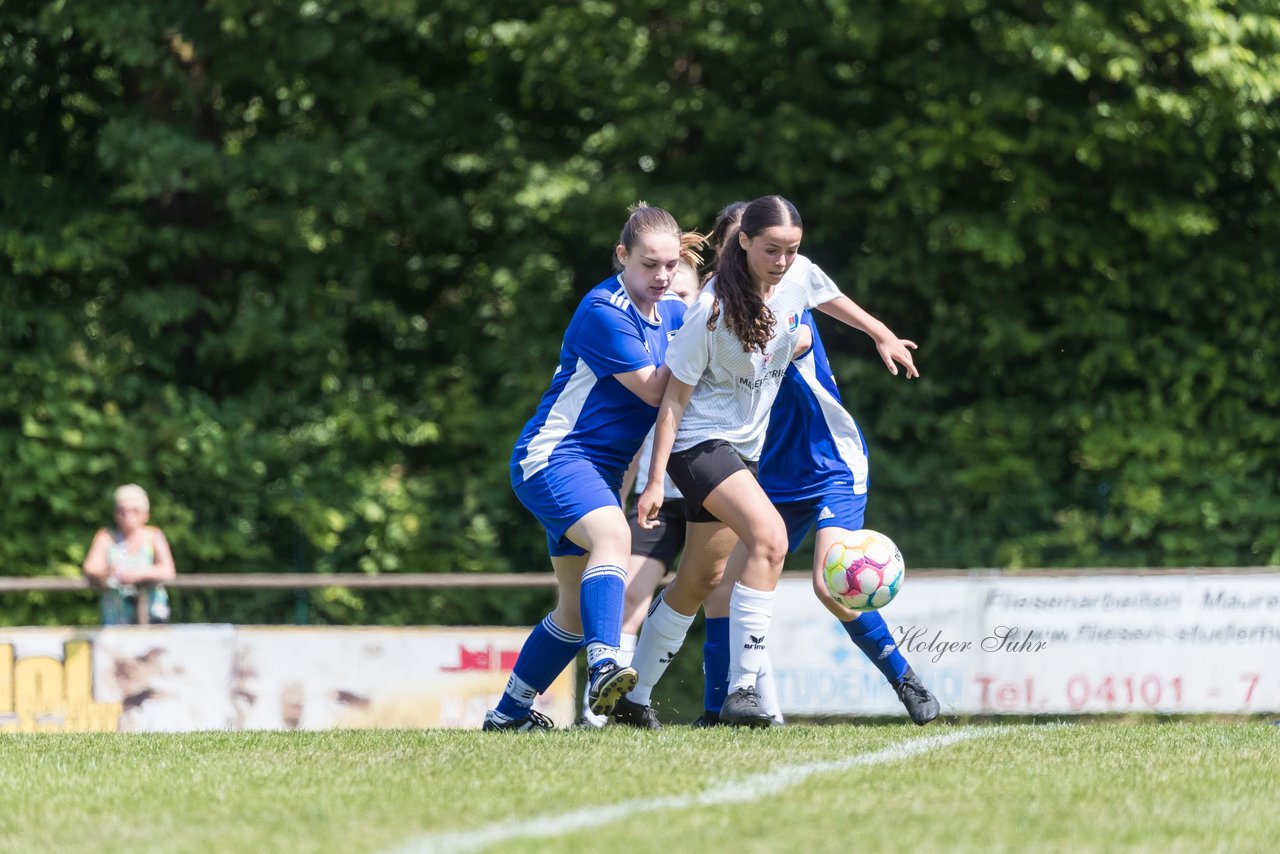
[
  {"left": 667, "top": 569, "right": 717, "bottom": 610},
  {"left": 597, "top": 528, "right": 632, "bottom": 557},
  {"left": 755, "top": 527, "right": 788, "bottom": 569},
  {"left": 689, "top": 573, "right": 721, "bottom": 601}
]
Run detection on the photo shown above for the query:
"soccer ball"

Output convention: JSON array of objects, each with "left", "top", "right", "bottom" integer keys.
[{"left": 822, "top": 529, "right": 905, "bottom": 611}]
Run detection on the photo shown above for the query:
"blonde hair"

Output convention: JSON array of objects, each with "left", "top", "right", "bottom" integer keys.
[
  {"left": 679, "top": 229, "right": 705, "bottom": 271},
  {"left": 114, "top": 483, "right": 150, "bottom": 512}
]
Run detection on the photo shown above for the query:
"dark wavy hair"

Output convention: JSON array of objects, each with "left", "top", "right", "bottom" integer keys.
[
  {"left": 706, "top": 201, "right": 748, "bottom": 266},
  {"left": 709, "top": 195, "right": 802, "bottom": 353}
]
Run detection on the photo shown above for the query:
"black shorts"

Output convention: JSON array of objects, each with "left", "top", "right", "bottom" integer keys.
[
  {"left": 626, "top": 497, "right": 688, "bottom": 565},
  {"left": 666, "top": 439, "right": 758, "bottom": 523}
]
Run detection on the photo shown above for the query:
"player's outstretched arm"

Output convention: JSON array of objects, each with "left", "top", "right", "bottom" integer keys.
[
  {"left": 637, "top": 378, "right": 694, "bottom": 529},
  {"left": 816, "top": 295, "right": 919, "bottom": 378}
]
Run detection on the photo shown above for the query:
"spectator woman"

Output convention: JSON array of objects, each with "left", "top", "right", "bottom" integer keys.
[{"left": 83, "top": 484, "right": 176, "bottom": 625}]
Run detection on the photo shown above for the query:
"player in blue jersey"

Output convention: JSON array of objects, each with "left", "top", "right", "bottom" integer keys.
[
  {"left": 485, "top": 204, "right": 699, "bottom": 732},
  {"left": 697, "top": 307, "right": 941, "bottom": 725},
  {"left": 623, "top": 195, "right": 919, "bottom": 727},
  {"left": 575, "top": 253, "right": 731, "bottom": 728}
]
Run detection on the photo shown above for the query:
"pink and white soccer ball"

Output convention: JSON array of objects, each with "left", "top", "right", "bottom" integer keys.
[{"left": 822, "top": 529, "right": 905, "bottom": 611}]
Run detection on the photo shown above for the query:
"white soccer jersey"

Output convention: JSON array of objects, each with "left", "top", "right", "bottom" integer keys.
[{"left": 665, "top": 255, "right": 842, "bottom": 461}]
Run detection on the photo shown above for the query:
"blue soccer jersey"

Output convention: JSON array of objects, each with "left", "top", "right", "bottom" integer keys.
[
  {"left": 757, "top": 311, "right": 870, "bottom": 503},
  {"left": 511, "top": 276, "right": 686, "bottom": 485}
]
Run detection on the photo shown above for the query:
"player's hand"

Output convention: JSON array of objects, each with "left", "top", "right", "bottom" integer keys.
[
  {"left": 877, "top": 338, "right": 919, "bottom": 378},
  {"left": 637, "top": 483, "right": 664, "bottom": 530}
]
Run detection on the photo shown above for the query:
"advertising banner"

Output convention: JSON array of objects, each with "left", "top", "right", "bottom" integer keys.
[
  {"left": 770, "top": 573, "right": 1280, "bottom": 716},
  {"left": 0, "top": 626, "right": 573, "bottom": 733},
  {"left": 232, "top": 627, "right": 574, "bottom": 730}
]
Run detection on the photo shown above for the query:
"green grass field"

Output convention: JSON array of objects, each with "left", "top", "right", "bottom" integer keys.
[{"left": 2, "top": 721, "right": 1276, "bottom": 853}]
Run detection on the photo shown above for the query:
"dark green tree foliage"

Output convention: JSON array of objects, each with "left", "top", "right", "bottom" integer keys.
[{"left": 2, "top": 1, "right": 1277, "bottom": 624}]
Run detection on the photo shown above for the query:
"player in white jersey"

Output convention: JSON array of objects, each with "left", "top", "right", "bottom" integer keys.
[
  {"left": 624, "top": 195, "right": 919, "bottom": 727},
  {"left": 676, "top": 203, "right": 935, "bottom": 727},
  {"left": 485, "top": 205, "right": 697, "bottom": 731},
  {"left": 697, "top": 306, "right": 941, "bottom": 725}
]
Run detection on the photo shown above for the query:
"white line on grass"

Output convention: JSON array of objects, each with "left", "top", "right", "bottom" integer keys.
[{"left": 388, "top": 727, "right": 1001, "bottom": 854}]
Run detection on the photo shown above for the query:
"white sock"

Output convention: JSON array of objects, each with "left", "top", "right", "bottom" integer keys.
[
  {"left": 578, "top": 703, "right": 607, "bottom": 727},
  {"left": 628, "top": 597, "right": 695, "bottom": 705},
  {"left": 728, "top": 582, "right": 775, "bottom": 693},
  {"left": 756, "top": 654, "right": 784, "bottom": 723},
  {"left": 618, "top": 632, "right": 638, "bottom": 668}
]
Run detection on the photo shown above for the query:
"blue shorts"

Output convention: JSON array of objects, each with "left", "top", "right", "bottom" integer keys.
[
  {"left": 775, "top": 489, "right": 868, "bottom": 554},
  {"left": 513, "top": 458, "right": 624, "bottom": 557}
]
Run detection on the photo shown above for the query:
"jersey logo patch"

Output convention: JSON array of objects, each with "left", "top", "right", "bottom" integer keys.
[
  {"left": 818, "top": 506, "right": 835, "bottom": 521},
  {"left": 786, "top": 312, "right": 800, "bottom": 332}
]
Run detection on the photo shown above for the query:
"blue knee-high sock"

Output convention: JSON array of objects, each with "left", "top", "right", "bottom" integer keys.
[
  {"left": 703, "top": 617, "right": 730, "bottom": 713},
  {"left": 842, "top": 611, "right": 909, "bottom": 684},
  {"left": 496, "top": 614, "right": 583, "bottom": 718},
  {"left": 581, "top": 563, "right": 626, "bottom": 668}
]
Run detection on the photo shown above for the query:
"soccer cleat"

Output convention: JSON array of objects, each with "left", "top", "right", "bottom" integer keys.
[
  {"left": 690, "top": 710, "right": 722, "bottom": 728},
  {"left": 612, "top": 695, "right": 662, "bottom": 730},
  {"left": 482, "top": 708, "right": 555, "bottom": 732},
  {"left": 719, "top": 686, "right": 773, "bottom": 728},
  {"left": 893, "top": 668, "right": 941, "bottom": 725},
  {"left": 586, "top": 661, "right": 638, "bottom": 716}
]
